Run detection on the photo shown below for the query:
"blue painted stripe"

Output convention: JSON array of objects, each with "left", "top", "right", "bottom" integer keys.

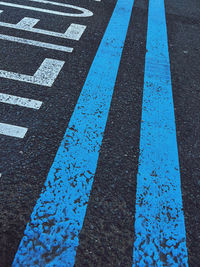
[
  {"left": 13, "top": 0, "right": 134, "bottom": 266},
  {"left": 133, "top": 0, "right": 188, "bottom": 266}
]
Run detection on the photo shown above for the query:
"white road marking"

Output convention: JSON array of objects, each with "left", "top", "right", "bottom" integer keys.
[
  {"left": 0, "top": 123, "right": 28, "bottom": 138},
  {"left": 0, "top": 93, "right": 42, "bottom": 109},
  {"left": 65, "top": 24, "right": 86, "bottom": 41},
  {"left": 0, "top": 33, "right": 73, "bottom": 52},
  {"left": 16, "top": 17, "right": 39, "bottom": 28},
  {"left": 0, "top": 58, "right": 65, "bottom": 87},
  {"left": 0, "top": 1, "right": 93, "bottom": 17},
  {"left": 0, "top": 14, "right": 86, "bottom": 40}
]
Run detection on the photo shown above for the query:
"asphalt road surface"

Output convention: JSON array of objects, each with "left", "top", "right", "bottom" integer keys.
[{"left": 0, "top": 0, "right": 199, "bottom": 266}]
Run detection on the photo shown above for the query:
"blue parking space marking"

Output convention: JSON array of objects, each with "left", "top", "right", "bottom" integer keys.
[
  {"left": 133, "top": 0, "right": 188, "bottom": 266},
  {"left": 13, "top": 0, "right": 134, "bottom": 265}
]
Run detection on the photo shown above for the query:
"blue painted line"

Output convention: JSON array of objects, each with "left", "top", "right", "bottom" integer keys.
[
  {"left": 13, "top": 0, "right": 134, "bottom": 266},
  {"left": 133, "top": 0, "right": 188, "bottom": 266}
]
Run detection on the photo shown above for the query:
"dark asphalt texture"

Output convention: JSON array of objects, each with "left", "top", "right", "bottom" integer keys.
[
  {"left": 0, "top": 0, "right": 199, "bottom": 266},
  {"left": 166, "top": 0, "right": 200, "bottom": 265}
]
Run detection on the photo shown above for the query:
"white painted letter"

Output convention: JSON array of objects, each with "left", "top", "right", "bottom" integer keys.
[{"left": 0, "top": 58, "right": 65, "bottom": 87}]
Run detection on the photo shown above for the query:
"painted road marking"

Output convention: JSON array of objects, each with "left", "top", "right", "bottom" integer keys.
[
  {"left": 0, "top": 13, "right": 86, "bottom": 41},
  {"left": 16, "top": 17, "right": 39, "bottom": 28},
  {"left": 0, "top": 93, "right": 42, "bottom": 109},
  {"left": 0, "top": 1, "right": 93, "bottom": 17},
  {"left": 132, "top": 0, "right": 188, "bottom": 266},
  {"left": 0, "top": 33, "right": 73, "bottom": 52},
  {"left": 65, "top": 24, "right": 86, "bottom": 41},
  {"left": 0, "top": 123, "right": 27, "bottom": 138},
  {"left": 0, "top": 58, "right": 65, "bottom": 87},
  {"left": 13, "top": 0, "right": 134, "bottom": 265}
]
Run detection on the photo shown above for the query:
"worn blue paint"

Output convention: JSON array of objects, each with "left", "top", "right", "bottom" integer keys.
[
  {"left": 13, "top": 0, "right": 134, "bottom": 266},
  {"left": 133, "top": 0, "right": 188, "bottom": 266}
]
